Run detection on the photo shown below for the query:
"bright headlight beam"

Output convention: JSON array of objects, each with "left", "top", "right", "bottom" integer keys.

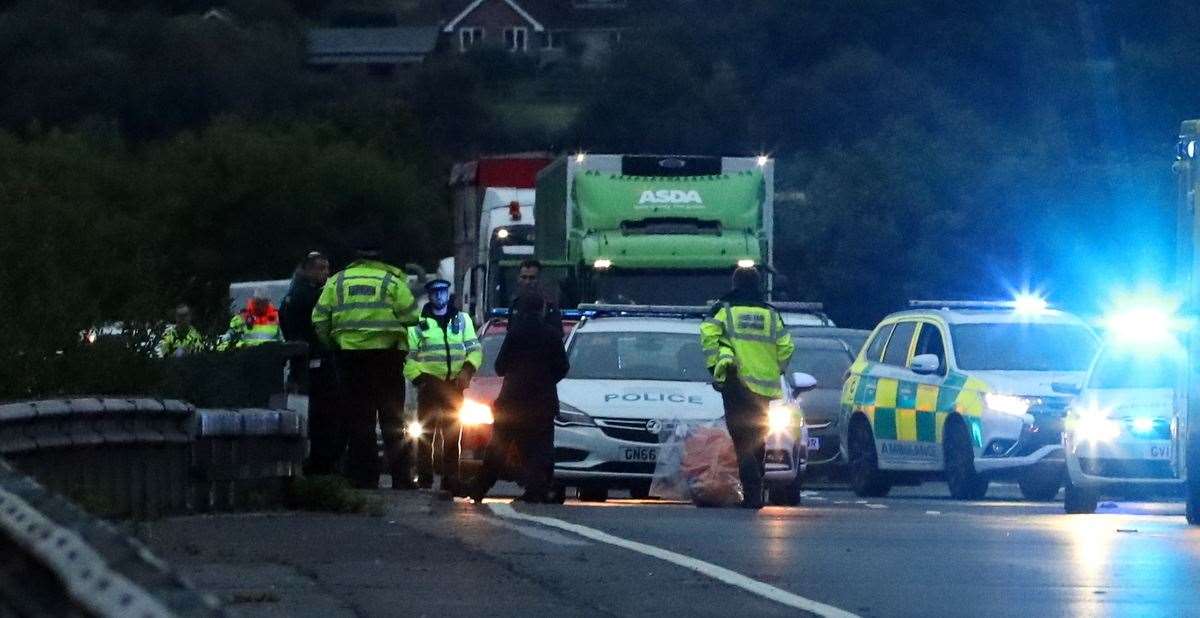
[
  {"left": 985, "top": 393, "right": 1032, "bottom": 416},
  {"left": 593, "top": 258, "right": 613, "bottom": 270},
  {"left": 1013, "top": 293, "right": 1049, "bottom": 315},
  {"left": 737, "top": 259, "right": 756, "bottom": 269},
  {"left": 459, "top": 399, "right": 494, "bottom": 425},
  {"left": 767, "top": 403, "right": 793, "bottom": 434},
  {"left": 1132, "top": 417, "right": 1155, "bottom": 434},
  {"left": 406, "top": 420, "right": 424, "bottom": 438}
]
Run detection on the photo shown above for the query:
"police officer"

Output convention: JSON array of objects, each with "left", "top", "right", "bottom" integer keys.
[
  {"left": 405, "top": 279, "right": 482, "bottom": 495},
  {"left": 312, "top": 234, "right": 420, "bottom": 489},
  {"left": 699, "top": 267, "right": 795, "bottom": 509},
  {"left": 280, "top": 251, "right": 338, "bottom": 475},
  {"left": 159, "top": 303, "right": 203, "bottom": 357}
]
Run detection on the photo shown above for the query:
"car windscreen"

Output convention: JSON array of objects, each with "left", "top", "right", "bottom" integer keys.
[
  {"left": 474, "top": 335, "right": 505, "bottom": 378},
  {"left": 567, "top": 332, "right": 709, "bottom": 382},
  {"left": 787, "top": 346, "right": 853, "bottom": 386},
  {"left": 1088, "top": 351, "right": 1180, "bottom": 390},
  {"left": 950, "top": 323, "right": 1097, "bottom": 371}
]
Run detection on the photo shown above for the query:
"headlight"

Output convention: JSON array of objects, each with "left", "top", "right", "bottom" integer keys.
[
  {"left": 555, "top": 402, "right": 596, "bottom": 427},
  {"left": 984, "top": 393, "right": 1033, "bottom": 416},
  {"left": 767, "top": 401, "right": 797, "bottom": 434},
  {"left": 459, "top": 399, "right": 494, "bottom": 426},
  {"left": 406, "top": 420, "right": 424, "bottom": 438},
  {"left": 1068, "top": 403, "right": 1120, "bottom": 443}
]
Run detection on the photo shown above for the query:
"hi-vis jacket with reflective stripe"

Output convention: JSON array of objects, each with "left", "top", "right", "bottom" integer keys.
[
  {"left": 228, "top": 303, "right": 283, "bottom": 348},
  {"left": 700, "top": 301, "right": 795, "bottom": 398},
  {"left": 403, "top": 311, "right": 482, "bottom": 382},
  {"left": 312, "top": 260, "right": 420, "bottom": 351}
]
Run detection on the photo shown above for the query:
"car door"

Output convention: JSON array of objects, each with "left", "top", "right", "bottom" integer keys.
[
  {"left": 868, "top": 320, "right": 931, "bottom": 469},
  {"left": 908, "top": 321, "right": 951, "bottom": 468}
]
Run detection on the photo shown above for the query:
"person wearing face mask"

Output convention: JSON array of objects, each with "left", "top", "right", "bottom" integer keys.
[{"left": 404, "top": 279, "right": 482, "bottom": 495}]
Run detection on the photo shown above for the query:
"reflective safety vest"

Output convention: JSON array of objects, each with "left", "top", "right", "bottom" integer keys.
[
  {"left": 312, "top": 260, "right": 420, "bottom": 351},
  {"left": 228, "top": 304, "right": 282, "bottom": 348},
  {"left": 159, "top": 325, "right": 203, "bottom": 357},
  {"left": 404, "top": 311, "right": 482, "bottom": 382},
  {"left": 700, "top": 302, "right": 795, "bottom": 398}
]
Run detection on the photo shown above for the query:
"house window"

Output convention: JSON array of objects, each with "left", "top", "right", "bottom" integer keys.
[
  {"left": 504, "top": 26, "right": 527, "bottom": 52},
  {"left": 544, "top": 31, "right": 565, "bottom": 49},
  {"left": 460, "top": 27, "right": 483, "bottom": 51}
]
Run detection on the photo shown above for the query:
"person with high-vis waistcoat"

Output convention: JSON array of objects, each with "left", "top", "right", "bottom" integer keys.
[{"left": 700, "top": 267, "right": 794, "bottom": 509}]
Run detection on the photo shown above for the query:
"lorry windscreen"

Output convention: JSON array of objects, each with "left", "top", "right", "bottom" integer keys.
[
  {"left": 950, "top": 323, "right": 1098, "bottom": 371},
  {"left": 567, "top": 332, "right": 710, "bottom": 382},
  {"left": 592, "top": 270, "right": 729, "bottom": 305}
]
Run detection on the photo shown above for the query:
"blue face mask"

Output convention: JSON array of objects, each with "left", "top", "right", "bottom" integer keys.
[{"left": 431, "top": 288, "right": 450, "bottom": 310}]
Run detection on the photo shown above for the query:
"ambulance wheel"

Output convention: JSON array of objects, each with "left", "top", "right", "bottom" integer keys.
[
  {"left": 1018, "top": 465, "right": 1062, "bottom": 501},
  {"left": 944, "top": 419, "right": 989, "bottom": 500},
  {"left": 848, "top": 417, "right": 892, "bottom": 498},
  {"left": 1063, "top": 480, "right": 1098, "bottom": 514},
  {"left": 578, "top": 486, "right": 608, "bottom": 502},
  {"left": 629, "top": 481, "right": 652, "bottom": 500},
  {"left": 768, "top": 474, "right": 803, "bottom": 506}
]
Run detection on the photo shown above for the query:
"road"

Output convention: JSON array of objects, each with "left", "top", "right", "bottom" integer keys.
[{"left": 143, "top": 483, "right": 1200, "bottom": 618}]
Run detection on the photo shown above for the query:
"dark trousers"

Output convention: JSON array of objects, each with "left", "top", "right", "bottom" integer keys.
[
  {"left": 476, "top": 424, "right": 554, "bottom": 497},
  {"left": 721, "top": 378, "right": 770, "bottom": 501},
  {"left": 304, "top": 362, "right": 343, "bottom": 476},
  {"left": 335, "top": 350, "right": 408, "bottom": 488},
  {"left": 415, "top": 378, "right": 464, "bottom": 487}
]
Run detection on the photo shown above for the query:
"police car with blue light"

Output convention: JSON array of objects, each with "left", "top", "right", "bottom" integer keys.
[
  {"left": 554, "top": 304, "right": 811, "bottom": 505},
  {"left": 1060, "top": 303, "right": 1200, "bottom": 522}
]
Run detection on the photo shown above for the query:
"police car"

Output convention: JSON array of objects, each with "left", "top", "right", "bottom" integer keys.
[
  {"left": 1060, "top": 310, "right": 1198, "bottom": 520},
  {"left": 554, "top": 305, "right": 809, "bottom": 505},
  {"left": 839, "top": 299, "right": 1099, "bottom": 500}
]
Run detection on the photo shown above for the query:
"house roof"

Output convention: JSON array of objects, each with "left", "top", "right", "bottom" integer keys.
[
  {"left": 437, "top": 0, "right": 650, "bottom": 32},
  {"left": 307, "top": 27, "right": 440, "bottom": 63},
  {"left": 443, "top": 0, "right": 545, "bottom": 33}
]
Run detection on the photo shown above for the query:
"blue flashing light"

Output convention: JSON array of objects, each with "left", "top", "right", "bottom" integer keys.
[
  {"left": 1012, "top": 293, "right": 1049, "bottom": 315},
  {"left": 1132, "top": 417, "right": 1156, "bottom": 435}
]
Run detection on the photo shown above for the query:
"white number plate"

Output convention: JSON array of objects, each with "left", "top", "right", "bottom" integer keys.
[
  {"left": 623, "top": 447, "right": 657, "bottom": 462},
  {"left": 807, "top": 437, "right": 821, "bottom": 451},
  {"left": 1145, "top": 443, "right": 1173, "bottom": 460}
]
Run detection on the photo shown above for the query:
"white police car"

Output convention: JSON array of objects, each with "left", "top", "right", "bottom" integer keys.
[{"left": 554, "top": 305, "right": 808, "bottom": 505}]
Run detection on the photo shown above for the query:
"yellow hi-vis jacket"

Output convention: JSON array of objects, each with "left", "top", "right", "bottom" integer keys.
[
  {"left": 700, "top": 301, "right": 795, "bottom": 398},
  {"left": 312, "top": 260, "right": 420, "bottom": 351},
  {"left": 404, "top": 311, "right": 483, "bottom": 382}
]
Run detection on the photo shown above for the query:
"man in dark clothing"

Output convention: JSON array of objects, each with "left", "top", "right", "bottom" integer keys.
[
  {"left": 470, "top": 293, "right": 570, "bottom": 504},
  {"left": 511, "top": 259, "right": 563, "bottom": 332},
  {"left": 279, "top": 251, "right": 340, "bottom": 475}
]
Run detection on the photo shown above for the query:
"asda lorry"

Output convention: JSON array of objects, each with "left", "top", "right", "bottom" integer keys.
[
  {"left": 450, "top": 153, "right": 553, "bottom": 324},
  {"left": 534, "top": 154, "right": 774, "bottom": 306}
]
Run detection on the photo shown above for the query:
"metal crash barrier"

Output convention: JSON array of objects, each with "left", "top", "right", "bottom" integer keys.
[
  {"left": 0, "top": 459, "right": 224, "bottom": 617},
  {"left": 191, "top": 408, "right": 307, "bottom": 512}
]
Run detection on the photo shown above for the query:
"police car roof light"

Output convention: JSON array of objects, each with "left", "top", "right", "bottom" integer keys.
[
  {"left": 907, "top": 300, "right": 1048, "bottom": 311},
  {"left": 487, "top": 308, "right": 511, "bottom": 318},
  {"left": 576, "top": 303, "right": 711, "bottom": 318},
  {"left": 772, "top": 302, "right": 825, "bottom": 312}
]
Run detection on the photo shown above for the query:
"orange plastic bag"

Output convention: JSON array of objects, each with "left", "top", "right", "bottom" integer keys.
[{"left": 651, "top": 421, "right": 744, "bottom": 507}]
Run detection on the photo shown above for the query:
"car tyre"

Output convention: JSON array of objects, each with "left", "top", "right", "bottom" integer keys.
[
  {"left": 577, "top": 486, "right": 608, "bottom": 502},
  {"left": 546, "top": 484, "right": 568, "bottom": 505},
  {"left": 944, "top": 419, "right": 989, "bottom": 500},
  {"left": 848, "top": 417, "right": 892, "bottom": 498},
  {"left": 1018, "top": 465, "right": 1063, "bottom": 501},
  {"left": 1063, "top": 479, "right": 1098, "bottom": 514},
  {"left": 768, "top": 473, "right": 803, "bottom": 506},
  {"left": 629, "top": 481, "right": 652, "bottom": 500}
]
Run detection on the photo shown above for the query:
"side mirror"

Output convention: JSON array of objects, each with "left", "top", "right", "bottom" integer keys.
[
  {"left": 909, "top": 354, "right": 941, "bottom": 375},
  {"left": 1051, "top": 382, "right": 1082, "bottom": 396},
  {"left": 791, "top": 372, "right": 817, "bottom": 397}
]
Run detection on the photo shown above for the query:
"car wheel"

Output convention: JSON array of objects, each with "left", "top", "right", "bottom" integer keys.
[
  {"left": 768, "top": 473, "right": 803, "bottom": 506},
  {"left": 629, "top": 481, "right": 652, "bottom": 500},
  {"left": 1063, "top": 479, "right": 1098, "bottom": 514},
  {"left": 546, "top": 484, "right": 568, "bottom": 505},
  {"left": 1018, "top": 465, "right": 1063, "bottom": 501},
  {"left": 848, "top": 417, "right": 892, "bottom": 498},
  {"left": 577, "top": 486, "right": 608, "bottom": 502},
  {"left": 944, "top": 419, "right": 989, "bottom": 500}
]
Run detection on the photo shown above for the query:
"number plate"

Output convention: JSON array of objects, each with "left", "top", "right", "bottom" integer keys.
[
  {"left": 1145, "top": 443, "right": 1173, "bottom": 460},
  {"left": 807, "top": 437, "right": 821, "bottom": 451},
  {"left": 622, "top": 447, "right": 657, "bottom": 462}
]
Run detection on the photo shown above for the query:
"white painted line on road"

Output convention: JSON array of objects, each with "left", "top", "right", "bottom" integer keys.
[
  {"left": 809, "top": 496, "right": 827, "bottom": 501},
  {"left": 833, "top": 500, "right": 849, "bottom": 504},
  {"left": 483, "top": 516, "right": 591, "bottom": 547},
  {"left": 489, "top": 503, "right": 859, "bottom": 618},
  {"left": 925, "top": 511, "right": 941, "bottom": 516},
  {"left": 865, "top": 504, "right": 887, "bottom": 509}
]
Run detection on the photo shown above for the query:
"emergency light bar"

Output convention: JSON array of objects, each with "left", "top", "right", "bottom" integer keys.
[
  {"left": 908, "top": 300, "right": 1051, "bottom": 311},
  {"left": 772, "top": 302, "right": 825, "bottom": 312},
  {"left": 486, "top": 307, "right": 584, "bottom": 319},
  {"left": 577, "top": 303, "right": 711, "bottom": 318}
]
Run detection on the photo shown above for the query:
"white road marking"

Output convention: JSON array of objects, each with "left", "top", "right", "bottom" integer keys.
[
  {"left": 865, "top": 504, "right": 887, "bottom": 509},
  {"left": 483, "top": 516, "right": 591, "bottom": 546},
  {"left": 489, "top": 503, "right": 859, "bottom": 618},
  {"left": 809, "top": 496, "right": 827, "bottom": 501},
  {"left": 925, "top": 510, "right": 942, "bottom": 515},
  {"left": 833, "top": 500, "right": 849, "bottom": 504}
]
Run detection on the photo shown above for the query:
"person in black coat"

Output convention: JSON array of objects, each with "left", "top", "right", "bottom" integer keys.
[{"left": 470, "top": 292, "right": 570, "bottom": 503}]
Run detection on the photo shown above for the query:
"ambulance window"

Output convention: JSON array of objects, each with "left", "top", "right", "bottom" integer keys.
[
  {"left": 914, "top": 323, "right": 947, "bottom": 375},
  {"left": 863, "top": 324, "right": 894, "bottom": 361},
  {"left": 882, "top": 321, "right": 917, "bottom": 367}
]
